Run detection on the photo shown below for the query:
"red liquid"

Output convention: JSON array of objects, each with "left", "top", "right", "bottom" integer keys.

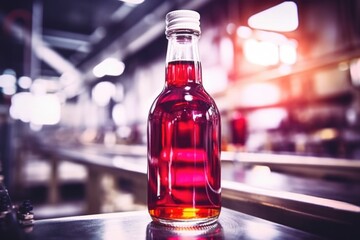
[
  {"left": 148, "top": 61, "right": 221, "bottom": 224},
  {"left": 230, "top": 113, "right": 247, "bottom": 146}
]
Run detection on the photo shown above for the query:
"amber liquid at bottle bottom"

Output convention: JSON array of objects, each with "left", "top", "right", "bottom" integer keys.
[{"left": 149, "top": 206, "right": 220, "bottom": 227}]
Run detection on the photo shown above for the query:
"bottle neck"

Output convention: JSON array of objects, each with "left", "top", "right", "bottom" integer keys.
[{"left": 165, "top": 31, "right": 202, "bottom": 87}]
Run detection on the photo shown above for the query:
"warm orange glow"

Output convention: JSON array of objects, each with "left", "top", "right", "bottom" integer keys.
[{"left": 316, "top": 128, "right": 338, "bottom": 140}]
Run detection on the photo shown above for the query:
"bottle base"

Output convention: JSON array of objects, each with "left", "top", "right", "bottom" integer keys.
[
  {"left": 151, "top": 215, "right": 219, "bottom": 228},
  {"left": 149, "top": 207, "right": 220, "bottom": 227}
]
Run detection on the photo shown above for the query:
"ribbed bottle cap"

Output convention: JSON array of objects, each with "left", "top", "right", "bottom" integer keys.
[{"left": 165, "top": 10, "right": 201, "bottom": 35}]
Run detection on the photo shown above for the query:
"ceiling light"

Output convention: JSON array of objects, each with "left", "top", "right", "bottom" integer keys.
[
  {"left": 248, "top": 1, "right": 298, "bottom": 32},
  {"left": 0, "top": 70, "right": 16, "bottom": 88},
  {"left": 93, "top": 58, "right": 125, "bottom": 78},
  {"left": 18, "top": 76, "right": 33, "bottom": 89},
  {"left": 119, "top": 0, "right": 145, "bottom": 5},
  {"left": 10, "top": 92, "right": 61, "bottom": 125},
  {"left": 31, "top": 94, "right": 61, "bottom": 125},
  {"left": 92, "top": 81, "right": 116, "bottom": 107}
]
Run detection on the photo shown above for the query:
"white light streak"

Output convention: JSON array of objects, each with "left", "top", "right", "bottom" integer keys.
[{"left": 248, "top": 1, "right": 298, "bottom": 32}]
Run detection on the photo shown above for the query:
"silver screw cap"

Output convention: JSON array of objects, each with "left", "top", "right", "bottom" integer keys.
[{"left": 165, "top": 10, "right": 201, "bottom": 35}]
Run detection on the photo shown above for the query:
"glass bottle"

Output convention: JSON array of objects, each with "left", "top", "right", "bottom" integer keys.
[{"left": 147, "top": 10, "right": 221, "bottom": 227}]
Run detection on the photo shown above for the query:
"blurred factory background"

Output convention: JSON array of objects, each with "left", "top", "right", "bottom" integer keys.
[{"left": 1, "top": 0, "right": 360, "bottom": 222}]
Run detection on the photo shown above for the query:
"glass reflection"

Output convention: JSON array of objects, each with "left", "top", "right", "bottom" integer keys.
[
  {"left": 146, "top": 222, "right": 224, "bottom": 240},
  {"left": 245, "top": 220, "right": 279, "bottom": 240}
]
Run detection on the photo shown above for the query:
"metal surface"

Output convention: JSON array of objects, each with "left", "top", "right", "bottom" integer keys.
[
  {"left": 221, "top": 180, "right": 360, "bottom": 239},
  {"left": 29, "top": 141, "right": 360, "bottom": 238},
  {"left": 26, "top": 208, "right": 322, "bottom": 240},
  {"left": 221, "top": 151, "right": 360, "bottom": 170}
]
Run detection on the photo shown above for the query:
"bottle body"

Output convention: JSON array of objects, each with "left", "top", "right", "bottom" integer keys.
[{"left": 147, "top": 60, "right": 221, "bottom": 226}]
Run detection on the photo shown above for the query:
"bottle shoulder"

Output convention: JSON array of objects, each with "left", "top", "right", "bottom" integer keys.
[{"left": 149, "top": 84, "right": 219, "bottom": 117}]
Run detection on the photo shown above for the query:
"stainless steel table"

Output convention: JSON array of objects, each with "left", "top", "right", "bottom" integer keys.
[
  {"left": 25, "top": 208, "right": 324, "bottom": 240},
  {"left": 26, "top": 141, "right": 360, "bottom": 238}
]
